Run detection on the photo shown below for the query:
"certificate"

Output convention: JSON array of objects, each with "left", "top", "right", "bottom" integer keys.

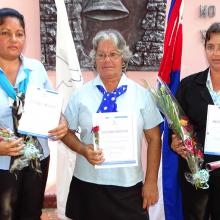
[
  {"left": 92, "top": 112, "right": 138, "bottom": 169},
  {"left": 18, "top": 86, "right": 63, "bottom": 138},
  {"left": 204, "top": 105, "right": 220, "bottom": 155}
]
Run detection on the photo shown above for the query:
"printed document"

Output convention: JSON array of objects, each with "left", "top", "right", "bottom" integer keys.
[
  {"left": 204, "top": 105, "right": 220, "bottom": 155},
  {"left": 92, "top": 112, "right": 138, "bottom": 168},
  {"left": 18, "top": 86, "right": 63, "bottom": 138}
]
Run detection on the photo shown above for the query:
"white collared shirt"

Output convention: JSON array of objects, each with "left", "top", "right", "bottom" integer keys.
[{"left": 206, "top": 69, "right": 220, "bottom": 108}]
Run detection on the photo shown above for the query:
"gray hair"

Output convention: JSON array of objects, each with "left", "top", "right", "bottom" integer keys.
[{"left": 90, "top": 29, "right": 132, "bottom": 70}]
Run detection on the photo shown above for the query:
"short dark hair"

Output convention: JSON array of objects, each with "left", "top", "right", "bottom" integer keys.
[
  {"left": 0, "top": 8, "right": 25, "bottom": 30},
  {"left": 205, "top": 22, "right": 220, "bottom": 47}
]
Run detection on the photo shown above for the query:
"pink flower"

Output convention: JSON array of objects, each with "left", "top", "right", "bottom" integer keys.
[
  {"left": 195, "top": 149, "right": 203, "bottom": 158},
  {"left": 184, "top": 138, "right": 194, "bottom": 152}
]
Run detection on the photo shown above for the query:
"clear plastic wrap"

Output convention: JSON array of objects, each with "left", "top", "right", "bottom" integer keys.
[
  {"left": 144, "top": 77, "right": 209, "bottom": 189},
  {"left": 0, "top": 127, "right": 43, "bottom": 174}
]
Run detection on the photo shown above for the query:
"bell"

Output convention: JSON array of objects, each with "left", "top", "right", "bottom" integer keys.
[{"left": 83, "top": 0, "right": 129, "bottom": 21}]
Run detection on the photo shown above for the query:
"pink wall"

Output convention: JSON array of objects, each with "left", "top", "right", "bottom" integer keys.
[
  {"left": 182, "top": 0, "right": 220, "bottom": 77},
  {"left": 0, "top": 0, "right": 41, "bottom": 59}
]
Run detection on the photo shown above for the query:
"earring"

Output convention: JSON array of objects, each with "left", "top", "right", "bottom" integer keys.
[{"left": 122, "top": 62, "right": 127, "bottom": 73}]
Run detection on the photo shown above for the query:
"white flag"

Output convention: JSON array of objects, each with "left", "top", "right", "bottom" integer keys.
[
  {"left": 55, "top": 0, "right": 82, "bottom": 109},
  {"left": 54, "top": 0, "right": 83, "bottom": 219}
]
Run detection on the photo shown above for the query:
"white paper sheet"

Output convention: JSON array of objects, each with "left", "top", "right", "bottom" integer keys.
[
  {"left": 204, "top": 105, "right": 220, "bottom": 155},
  {"left": 92, "top": 112, "right": 138, "bottom": 169},
  {"left": 18, "top": 86, "right": 63, "bottom": 138}
]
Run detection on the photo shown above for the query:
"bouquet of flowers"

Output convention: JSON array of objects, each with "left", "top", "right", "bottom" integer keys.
[
  {"left": 143, "top": 77, "right": 209, "bottom": 189},
  {"left": 0, "top": 127, "right": 43, "bottom": 174}
]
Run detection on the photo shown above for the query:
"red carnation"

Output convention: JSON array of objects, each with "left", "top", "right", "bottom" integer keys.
[{"left": 92, "top": 126, "right": 99, "bottom": 133}]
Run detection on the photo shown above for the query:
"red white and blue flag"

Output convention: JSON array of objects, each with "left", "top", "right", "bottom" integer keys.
[{"left": 158, "top": 0, "right": 184, "bottom": 220}]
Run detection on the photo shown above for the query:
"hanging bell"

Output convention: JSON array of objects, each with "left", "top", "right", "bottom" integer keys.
[{"left": 83, "top": 0, "right": 129, "bottom": 21}]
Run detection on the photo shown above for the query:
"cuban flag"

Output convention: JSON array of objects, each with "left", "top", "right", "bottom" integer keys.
[
  {"left": 54, "top": 0, "right": 83, "bottom": 219},
  {"left": 157, "top": 0, "right": 184, "bottom": 220}
]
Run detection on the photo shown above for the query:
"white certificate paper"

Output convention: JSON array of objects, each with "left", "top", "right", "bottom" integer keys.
[
  {"left": 92, "top": 112, "right": 138, "bottom": 169},
  {"left": 18, "top": 86, "right": 63, "bottom": 138},
  {"left": 204, "top": 105, "right": 220, "bottom": 155}
]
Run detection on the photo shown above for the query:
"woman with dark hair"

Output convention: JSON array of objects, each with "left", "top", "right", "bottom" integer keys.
[
  {"left": 62, "top": 29, "right": 163, "bottom": 220},
  {"left": 171, "top": 22, "right": 220, "bottom": 220},
  {"left": 0, "top": 8, "right": 67, "bottom": 220}
]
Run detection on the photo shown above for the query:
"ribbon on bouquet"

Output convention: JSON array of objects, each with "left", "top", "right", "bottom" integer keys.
[{"left": 206, "top": 160, "right": 220, "bottom": 171}]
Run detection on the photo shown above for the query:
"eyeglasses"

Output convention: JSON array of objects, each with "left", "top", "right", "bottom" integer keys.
[
  {"left": 96, "top": 51, "right": 122, "bottom": 61},
  {"left": 206, "top": 44, "right": 220, "bottom": 54},
  {"left": 0, "top": 30, "right": 25, "bottom": 40}
]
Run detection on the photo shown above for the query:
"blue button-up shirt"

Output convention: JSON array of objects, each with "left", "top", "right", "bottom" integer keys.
[
  {"left": 65, "top": 74, "right": 163, "bottom": 187},
  {"left": 0, "top": 55, "right": 52, "bottom": 170}
]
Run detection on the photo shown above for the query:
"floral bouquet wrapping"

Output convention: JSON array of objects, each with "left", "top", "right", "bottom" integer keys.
[
  {"left": 0, "top": 127, "right": 43, "bottom": 174},
  {"left": 143, "top": 77, "right": 209, "bottom": 189}
]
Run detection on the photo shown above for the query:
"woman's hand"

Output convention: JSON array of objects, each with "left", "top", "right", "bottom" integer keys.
[
  {"left": 171, "top": 134, "right": 187, "bottom": 159},
  {"left": 61, "top": 130, "right": 104, "bottom": 165},
  {"left": 142, "top": 181, "right": 159, "bottom": 210},
  {"left": 48, "top": 115, "right": 68, "bottom": 140},
  {"left": 82, "top": 144, "right": 104, "bottom": 166},
  {"left": 0, "top": 138, "right": 24, "bottom": 156}
]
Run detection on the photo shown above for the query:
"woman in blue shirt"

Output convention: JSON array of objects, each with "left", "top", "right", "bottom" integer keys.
[
  {"left": 0, "top": 8, "right": 67, "bottom": 220},
  {"left": 62, "top": 29, "right": 163, "bottom": 220}
]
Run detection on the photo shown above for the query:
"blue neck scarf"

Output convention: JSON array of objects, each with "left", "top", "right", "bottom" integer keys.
[
  {"left": 0, "top": 68, "right": 30, "bottom": 100},
  {"left": 96, "top": 85, "right": 127, "bottom": 113},
  {"left": 0, "top": 68, "right": 30, "bottom": 135}
]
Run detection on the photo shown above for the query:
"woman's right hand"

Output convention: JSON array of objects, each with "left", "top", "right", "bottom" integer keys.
[
  {"left": 171, "top": 134, "right": 187, "bottom": 159},
  {"left": 0, "top": 138, "right": 24, "bottom": 156},
  {"left": 82, "top": 144, "right": 104, "bottom": 166}
]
